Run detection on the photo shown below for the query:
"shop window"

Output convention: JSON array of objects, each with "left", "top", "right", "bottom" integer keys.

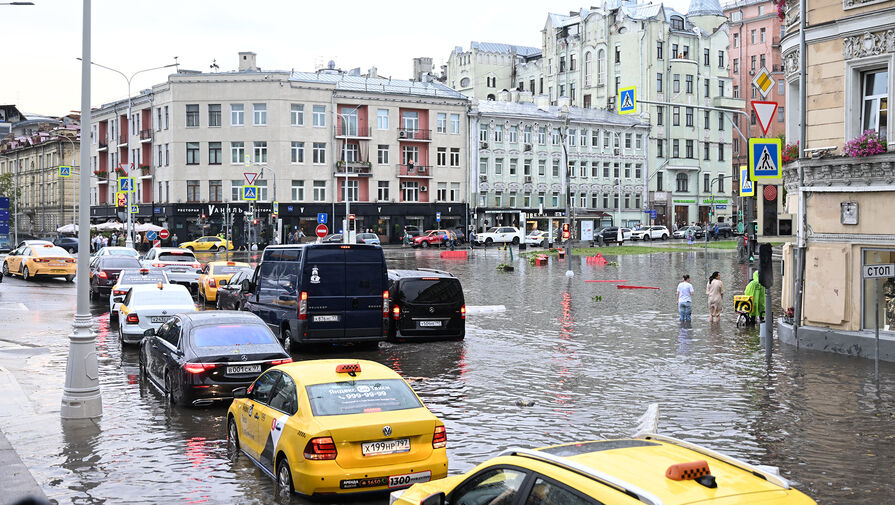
[{"left": 863, "top": 249, "right": 895, "bottom": 331}]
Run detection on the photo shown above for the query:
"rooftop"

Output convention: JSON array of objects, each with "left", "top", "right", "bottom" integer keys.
[
  {"left": 475, "top": 100, "right": 646, "bottom": 127},
  {"left": 288, "top": 71, "right": 467, "bottom": 99}
]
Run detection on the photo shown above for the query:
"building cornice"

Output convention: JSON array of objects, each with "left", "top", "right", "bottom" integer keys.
[{"left": 782, "top": 152, "right": 895, "bottom": 195}]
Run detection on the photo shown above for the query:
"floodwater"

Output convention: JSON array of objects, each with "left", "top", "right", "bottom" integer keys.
[{"left": 0, "top": 245, "right": 893, "bottom": 504}]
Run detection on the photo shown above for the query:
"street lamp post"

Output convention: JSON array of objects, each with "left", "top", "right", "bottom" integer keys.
[
  {"left": 78, "top": 58, "right": 177, "bottom": 249},
  {"left": 338, "top": 105, "right": 361, "bottom": 244},
  {"left": 57, "top": 133, "right": 78, "bottom": 231}
]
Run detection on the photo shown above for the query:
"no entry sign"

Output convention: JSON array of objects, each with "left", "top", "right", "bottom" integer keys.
[
  {"left": 159, "top": 229, "right": 170, "bottom": 240},
  {"left": 316, "top": 224, "right": 328, "bottom": 238}
]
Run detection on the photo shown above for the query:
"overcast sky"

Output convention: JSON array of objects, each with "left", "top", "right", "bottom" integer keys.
[{"left": 3, "top": 0, "right": 690, "bottom": 117}]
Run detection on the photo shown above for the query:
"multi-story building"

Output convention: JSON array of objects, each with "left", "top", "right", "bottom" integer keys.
[
  {"left": 0, "top": 125, "right": 81, "bottom": 237},
  {"left": 470, "top": 93, "right": 649, "bottom": 233},
  {"left": 448, "top": 1, "right": 744, "bottom": 228},
  {"left": 725, "top": 0, "right": 791, "bottom": 236},
  {"left": 446, "top": 42, "right": 542, "bottom": 101},
  {"left": 777, "top": 0, "right": 895, "bottom": 360},
  {"left": 88, "top": 53, "right": 469, "bottom": 244}
]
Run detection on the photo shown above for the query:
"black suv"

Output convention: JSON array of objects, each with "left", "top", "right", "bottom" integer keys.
[{"left": 388, "top": 269, "right": 465, "bottom": 342}]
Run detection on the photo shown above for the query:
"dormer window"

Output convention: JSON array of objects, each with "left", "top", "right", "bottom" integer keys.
[{"left": 671, "top": 16, "right": 684, "bottom": 30}]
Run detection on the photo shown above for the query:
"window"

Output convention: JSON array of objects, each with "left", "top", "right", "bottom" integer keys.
[
  {"left": 673, "top": 74, "right": 680, "bottom": 93},
  {"left": 686, "top": 107, "right": 694, "bottom": 127},
  {"left": 615, "top": 45, "right": 621, "bottom": 64},
  {"left": 733, "top": 138, "right": 740, "bottom": 154},
  {"left": 341, "top": 179, "right": 358, "bottom": 202},
  {"left": 509, "top": 158, "right": 517, "bottom": 175},
  {"left": 676, "top": 173, "right": 688, "bottom": 192},
  {"left": 624, "top": 163, "right": 631, "bottom": 178},
  {"left": 672, "top": 139, "right": 680, "bottom": 158},
  {"left": 186, "top": 104, "right": 199, "bottom": 127},
  {"left": 704, "top": 48, "right": 710, "bottom": 66},
  {"left": 733, "top": 85, "right": 740, "bottom": 98},
  {"left": 718, "top": 112, "right": 724, "bottom": 130},
  {"left": 751, "top": 55, "right": 756, "bottom": 71},
  {"left": 671, "top": 16, "right": 684, "bottom": 30},
  {"left": 375, "top": 109, "right": 389, "bottom": 130},
  {"left": 165, "top": 144, "right": 169, "bottom": 165},
  {"left": 685, "top": 74, "right": 694, "bottom": 94},
  {"left": 657, "top": 41, "right": 664, "bottom": 60},
  {"left": 734, "top": 33, "right": 739, "bottom": 48},
  {"left": 569, "top": 129, "right": 577, "bottom": 147},
  {"left": 450, "top": 148, "right": 460, "bottom": 167},
  {"left": 436, "top": 182, "right": 447, "bottom": 201},
  {"left": 751, "top": 110, "right": 757, "bottom": 125},
  {"left": 613, "top": 162, "right": 620, "bottom": 178},
  {"left": 751, "top": 29, "right": 756, "bottom": 45},
  {"left": 625, "top": 133, "right": 632, "bottom": 149},
  {"left": 402, "top": 181, "right": 419, "bottom": 202},
  {"left": 538, "top": 127, "right": 546, "bottom": 145},
  {"left": 718, "top": 175, "right": 725, "bottom": 193},
  {"left": 208, "top": 142, "right": 222, "bottom": 165},
  {"left": 523, "top": 159, "right": 532, "bottom": 176},
  {"left": 156, "top": 145, "right": 162, "bottom": 167},
  {"left": 718, "top": 143, "right": 725, "bottom": 161},
  {"left": 760, "top": 54, "right": 766, "bottom": 69},
  {"left": 656, "top": 171, "right": 664, "bottom": 191},
  {"left": 656, "top": 72, "right": 663, "bottom": 93},
  {"left": 313, "top": 142, "right": 326, "bottom": 164},
  {"left": 156, "top": 108, "right": 162, "bottom": 131},
  {"left": 552, "top": 159, "right": 560, "bottom": 177},
  {"left": 686, "top": 139, "right": 694, "bottom": 158},
  {"left": 778, "top": 79, "right": 785, "bottom": 95},
  {"left": 718, "top": 80, "right": 724, "bottom": 97},
  {"left": 704, "top": 142, "right": 710, "bottom": 160},
  {"left": 510, "top": 126, "right": 518, "bottom": 143},
  {"left": 552, "top": 129, "right": 560, "bottom": 145},
  {"left": 208, "top": 104, "right": 221, "bottom": 127},
  {"left": 657, "top": 106, "right": 664, "bottom": 126},
  {"left": 494, "top": 125, "right": 503, "bottom": 142},
  {"left": 635, "top": 134, "right": 643, "bottom": 151},
  {"left": 250, "top": 141, "right": 266, "bottom": 164},
  {"left": 436, "top": 113, "right": 447, "bottom": 133},
  {"left": 313, "top": 105, "right": 326, "bottom": 127},
  {"left": 377, "top": 145, "right": 389, "bottom": 164},
  {"left": 450, "top": 113, "right": 460, "bottom": 134},
  {"left": 186, "top": 142, "right": 200, "bottom": 164},
  {"left": 179, "top": 180, "right": 201, "bottom": 205},
  {"left": 704, "top": 110, "right": 710, "bottom": 129},
  {"left": 760, "top": 27, "right": 766, "bottom": 43},
  {"left": 862, "top": 69, "right": 889, "bottom": 139},
  {"left": 570, "top": 54, "right": 577, "bottom": 71},
  {"left": 208, "top": 180, "right": 222, "bottom": 202},
  {"left": 635, "top": 163, "right": 642, "bottom": 179},
  {"left": 672, "top": 43, "right": 679, "bottom": 58},
  {"left": 538, "top": 159, "right": 546, "bottom": 176},
  {"left": 291, "top": 104, "right": 304, "bottom": 126},
  {"left": 230, "top": 104, "right": 244, "bottom": 126},
  {"left": 377, "top": 181, "right": 389, "bottom": 201},
  {"left": 291, "top": 180, "right": 305, "bottom": 201},
  {"left": 291, "top": 142, "right": 304, "bottom": 163},
  {"left": 230, "top": 180, "right": 243, "bottom": 200},
  {"left": 230, "top": 142, "right": 244, "bottom": 164},
  {"left": 437, "top": 147, "right": 447, "bottom": 166},
  {"left": 758, "top": 5, "right": 765, "bottom": 15},
  {"left": 733, "top": 58, "right": 739, "bottom": 73},
  {"left": 673, "top": 107, "right": 680, "bottom": 126},
  {"left": 704, "top": 173, "right": 711, "bottom": 192},
  {"left": 313, "top": 181, "right": 326, "bottom": 201},
  {"left": 682, "top": 45, "right": 689, "bottom": 59},
  {"left": 597, "top": 49, "right": 606, "bottom": 85},
  {"left": 778, "top": 106, "right": 785, "bottom": 122},
  {"left": 718, "top": 50, "right": 724, "bottom": 68}
]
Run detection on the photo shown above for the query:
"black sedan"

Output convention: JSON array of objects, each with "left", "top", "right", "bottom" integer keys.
[
  {"left": 215, "top": 267, "right": 255, "bottom": 310},
  {"left": 90, "top": 255, "right": 143, "bottom": 300},
  {"left": 53, "top": 236, "right": 80, "bottom": 253},
  {"left": 139, "top": 311, "right": 291, "bottom": 407}
]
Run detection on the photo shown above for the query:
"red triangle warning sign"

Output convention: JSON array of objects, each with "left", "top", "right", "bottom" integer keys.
[{"left": 752, "top": 101, "right": 778, "bottom": 136}]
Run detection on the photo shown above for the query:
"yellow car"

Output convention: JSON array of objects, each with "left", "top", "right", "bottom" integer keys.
[
  {"left": 227, "top": 359, "right": 448, "bottom": 500},
  {"left": 2, "top": 243, "right": 76, "bottom": 281},
  {"left": 391, "top": 435, "right": 816, "bottom": 505},
  {"left": 179, "top": 236, "right": 233, "bottom": 252},
  {"left": 198, "top": 260, "right": 250, "bottom": 304}
]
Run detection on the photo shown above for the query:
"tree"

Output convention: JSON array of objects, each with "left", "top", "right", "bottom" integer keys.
[{"left": 0, "top": 172, "right": 21, "bottom": 230}]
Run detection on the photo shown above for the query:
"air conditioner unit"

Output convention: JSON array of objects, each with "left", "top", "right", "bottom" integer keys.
[
  {"left": 524, "top": 176, "right": 533, "bottom": 183},
  {"left": 399, "top": 130, "right": 408, "bottom": 138},
  {"left": 481, "top": 141, "right": 489, "bottom": 149},
  {"left": 524, "top": 143, "right": 532, "bottom": 151},
  {"left": 420, "top": 186, "right": 428, "bottom": 192},
  {"left": 479, "top": 175, "right": 488, "bottom": 182}
]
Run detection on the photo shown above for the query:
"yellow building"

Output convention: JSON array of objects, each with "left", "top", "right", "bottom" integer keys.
[{"left": 778, "top": 0, "right": 895, "bottom": 360}]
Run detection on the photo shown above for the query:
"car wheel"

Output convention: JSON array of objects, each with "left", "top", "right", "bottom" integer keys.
[
  {"left": 541, "top": 239, "right": 548, "bottom": 248},
  {"left": 65, "top": 275, "right": 74, "bottom": 282},
  {"left": 227, "top": 417, "right": 240, "bottom": 457},
  {"left": 67, "top": 247, "right": 76, "bottom": 253},
  {"left": 282, "top": 325, "right": 293, "bottom": 353},
  {"left": 217, "top": 246, "right": 225, "bottom": 252},
  {"left": 512, "top": 236, "right": 520, "bottom": 245},
  {"left": 138, "top": 347, "right": 147, "bottom": 377},
  {"left": 276, "top": 457, "right": 294, "bottom": 499},
  {"left": 22, "top": 267, "right": 31, "bottom": 281},
  {"left": 485, "top": 238, "right": 493, "bottom": 247},
  {"left": 644, "top": 235, "right": 651, "bottom": 241},
  {"left": 420, "top": 241, "right": 428, "bottom": 248},
  {"left": 662, "top": 234, "right": 668, "bottom": 240},
  {"left": 186, "top": 246, "right": 194, "bottom": 252},
  {"left": 1, "top": 262, "right": 7, "bottom": 277}
]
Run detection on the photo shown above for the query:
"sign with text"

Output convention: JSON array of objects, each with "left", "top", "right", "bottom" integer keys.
[{"left": 863, "top": 263, "right": 895, "bottom": 279}]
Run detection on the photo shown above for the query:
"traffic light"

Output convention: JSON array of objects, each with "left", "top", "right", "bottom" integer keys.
[
  {"left": 759, "top": 243, "right": 773, "bottom": 288},
  {"left": 561, "top": 223, "right": 570, "bottom": 240},
  {"left": 252, "top": 219, "right": 258, "bottom": 225}
]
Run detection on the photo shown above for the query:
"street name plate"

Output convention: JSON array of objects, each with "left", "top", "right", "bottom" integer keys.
[{"left": 862, "top": 263, "right": 895, "bottom": 278}]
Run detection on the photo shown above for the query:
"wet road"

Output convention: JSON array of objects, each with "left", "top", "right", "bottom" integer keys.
[{"left": 0, "top": 246, "right": 893, "bottom": 504}]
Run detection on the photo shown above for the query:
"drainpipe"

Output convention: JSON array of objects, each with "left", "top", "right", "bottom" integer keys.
[
  {"left": 330, "top": 91, "right": 336, "bottom": 234},
  {"left": 793, "top": 0, "right": 808, "bottom": 345}
]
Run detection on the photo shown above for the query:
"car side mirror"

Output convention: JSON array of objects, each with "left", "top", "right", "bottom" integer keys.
[
  {"left": 421, "top": 492, "right": 445, "bottom": 505},
  {"left": 232, "top": 387, "right": 247, "bottom": 399},
  {"left": 138, "top": 255, "right": 145, "bottom": 261},
  {"left": 143, "top": 328, "right": 155, "bottom": 337}
]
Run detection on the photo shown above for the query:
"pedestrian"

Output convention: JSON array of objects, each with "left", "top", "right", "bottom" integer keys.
[
  {"left": 712, "top": 224, "right": 719, "bottom": 242},
  {"left": 616, "top": 226, "right": 624, "bottom": 246},
  {"left": 706, "top": 271, "right": 724, "bottom": 322},
  {"left": 743, "top": 271, "right": 766, "bottom": 324},
  {"left": 676, "top": 274, "right": 695, "bottom": 322},
  {"left": 171, "top": 233, "right": 179, "bottom": 247},
  {"left": 687, "top": 227, "right": 694, "bottom": 246},
  {"left": 142, "top": 233, "right": 150, "bottom": 252}
]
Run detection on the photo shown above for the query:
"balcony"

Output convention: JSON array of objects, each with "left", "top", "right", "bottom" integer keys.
[
  {"left": 119, "top": 134, "right": 128, "bottom": 145},
  {"left": 398, "top": 128, "right": 431, "bottom": 141},
  {"left": 140, "top": 129, "right": 152, "bottom": 142},
  {"left": 397, "top": 164, "right": 432, "bottom": 178},
  {"left": 334, "top": 160, "right": 373, "bottom": 176},
  {"left": 783, "top": 151, "right": 895, "bottom": 196},
  {"left": 772, "top": 36, "right": 782, "bottom": 48},
  {"left": 98, "top": 140, "right": 108, "bottom": 151},
  {"left": 713, "top": 96, "right": 746, "bottom": 110},
  {"left": 336, "top": 123, "right": 371, "bottom": 138}
]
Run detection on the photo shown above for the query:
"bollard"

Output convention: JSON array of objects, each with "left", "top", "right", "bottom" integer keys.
[{"left": 557, "top": 248, "right": 565, "bottom": 259}]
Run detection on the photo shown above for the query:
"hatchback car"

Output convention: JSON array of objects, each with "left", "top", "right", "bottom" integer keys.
[
  {"left": 321, "top": 233, "right": 343, "bottom": 244},
  {"left": 215, "top": 267, "right": 255, "bottom": 311},
  {"left": 412, "top": 230, "right": 456, "bottom": 248},
  {"left": 179, "top": 235, "right": 234, "bottom": 252},
  {"left": 109, "top": 268, "right": 169, "bottom": 316},
  {"left": 388, "top": 270, "right": 465, "bottom": 341},
  {"left": 89, "top": 255, "right": 143, "bottom": 300},
  {"left": 140, "top": 311, "right": 291, "bottom": 407},
  {"left": 524, "top": 229, "right": 559, "bottom": 247},
  {"left": 356, "top": 233, "right": 381, "bottom": 245},
  {"left": 227, "top": 359, "right": 448, "bottom": 499},
  {"left": 117, "top": 283, "right": 197, "bottom": 344},
  {"left": 141, "top": 247, "right": 202, "bottom": 292},
  {"left": 198, "top": 260, "right": 251, "bottom": 305},
  {"left": 391, "top": 435, "right": 816, "bottom": 505},
  {"left": 673, "top": 226, "right": 705, "bottom": 239},
  {"left": 3, "top": 243, "right": 76, "bottom": 281}
]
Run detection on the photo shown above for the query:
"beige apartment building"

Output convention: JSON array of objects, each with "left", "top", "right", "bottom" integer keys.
[
  {"left": 89, "top": 53, "right": 469, "bottom": 244},
  {"left": 778, "top": 0, "right": 895, "bottom": 360}
]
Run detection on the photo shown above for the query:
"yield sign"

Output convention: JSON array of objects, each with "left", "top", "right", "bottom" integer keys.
[
  {"left": 752, "top": 100, "right": 778, "bottom": 136},
  {"left": 244, "top": 172, "right": 258, "bottom": 185}
]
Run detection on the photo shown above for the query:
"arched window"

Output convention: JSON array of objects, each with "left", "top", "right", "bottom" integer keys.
[
  {"left": 597, "top": 49, "right": 606, "bottom": 86},
  {"left": 584, "top": 52, "right": 593, "bottom": 87},
  {"left": 460, "top": 77, "right": 470, "bottom": 88},
  {"left": 487, "top": 94, "right": 496, "bottom": 101},
  {"left": 676, "top": 173, "right": 688, "bottom": 192}
]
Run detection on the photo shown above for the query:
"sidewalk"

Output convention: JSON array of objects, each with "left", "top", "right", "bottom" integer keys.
[{"left": 0, "top": 427, "right": 47, "bottom": 504}]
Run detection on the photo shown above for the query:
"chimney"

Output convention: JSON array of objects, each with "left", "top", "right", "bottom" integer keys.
[
  {"left": 497, "top": 90, "right": 511, "bottom": 102},
  {"left": 518, "top": 91, "right": 534, "bottom": 103},
  {"left": 534, "top": 95, "right": 550, "bottom": 108},
  {"left": 238, "top": 52, "right": 258, "bottom": 71},
  {"left": 557, "top": 96, "right": 571, "bottom": 107}
]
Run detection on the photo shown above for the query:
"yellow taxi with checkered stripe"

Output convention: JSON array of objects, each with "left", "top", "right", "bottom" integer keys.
[
  {"left": 197, "top": 260, "right": 250, "bottom": 304},
  {"left": 390, "top": 435, "right": 816, "bottom": 505},
  {"left": 226, "top": 359, "right": 448, "bottom": 500}
]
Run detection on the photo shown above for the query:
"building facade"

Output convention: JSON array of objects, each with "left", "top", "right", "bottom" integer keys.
[
  {"left": 725, "top": 0, "right": 791, "bottom": 236},
  {"left": 470, "top": 95, "right": 649, "bottom": 234},
  {"left": 446, "top": 42, "right": 542, "bottom": 101},
  {"left": 777, "top": 0, "right": 895, "bottom": 360},
  {"left": 88, "top": 53, "right": 469, "bottom": 244}
]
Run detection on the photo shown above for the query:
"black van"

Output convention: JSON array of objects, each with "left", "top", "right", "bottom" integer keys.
[
  {"left": 388, "top": 269, "right": 465, "bottom": 341},
  {"left": 243, "top": 244, "right": 389, "bottom": 347}
]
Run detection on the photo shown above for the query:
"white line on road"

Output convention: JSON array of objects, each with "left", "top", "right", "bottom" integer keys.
[{"left": 0, "top": 302, "right": 28, "bottom": 312}]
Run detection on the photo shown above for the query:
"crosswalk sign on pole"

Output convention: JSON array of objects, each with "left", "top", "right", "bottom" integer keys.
[
  {"left": 119, "top": 176, "right": 135, "bottom": 192},
  {"left": 130, "top": 204, "right": 139, "bottom": 214},
  {"left": 748, "top": 138, "right": 782, "bottom": 180},
  {"left": 59, "top": 166, "right": 71, "bottom": 177},
  {"left": 739, "top": 165, "right": 754, "bottom": 197},
  {"left": 242, "top": 185, "right": 259, "bottom": 201},
  {"left": 618, "top": 86, "right": 636, "bottom": 115}
]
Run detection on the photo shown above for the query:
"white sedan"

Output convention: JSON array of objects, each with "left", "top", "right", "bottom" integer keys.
[
  {"left": 117, "top": 283, "right": 197, "bottom": 345},
  {"left": 109, "top": 268, "right": 170, "bottom": 316}
]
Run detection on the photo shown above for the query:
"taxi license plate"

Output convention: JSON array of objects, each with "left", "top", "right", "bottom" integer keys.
[
  {"left": 226, "top": 365, "right": 261, "bottom": 375},
  {"left": 313, "top": 315, "right": 339, "bottom": 322},
  {"left": 362, "top": 438, "right": 410, "bottom": 456},
  {"left": 419, "top": 320, "right": 442, "bottom": 327},
  {"left": 150, "top": 316, "right": 169, "bottom": 323}
]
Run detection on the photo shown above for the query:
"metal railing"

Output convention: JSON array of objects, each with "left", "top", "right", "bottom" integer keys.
[
  {"left": 397, "top": 164, "right": 431, "bottom": 177},
  {"left": 398, "top": 128, "right": 431, "bottom": 141},
  {"left": 140, "top": 129, "right": 152, "bottom": 140},
  {"left": 336, "top": 123, "right": 371, "bottom": 137}
]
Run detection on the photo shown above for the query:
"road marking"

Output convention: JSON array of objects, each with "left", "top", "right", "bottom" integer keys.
[{"left": 0, "top": 302, "right": 28, "bottom": 312}]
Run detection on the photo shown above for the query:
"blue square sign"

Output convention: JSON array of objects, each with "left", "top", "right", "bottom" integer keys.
[
  {"left": 317, "top": 213, "right": 327, "bottom": 224},
  {"left": 618, "top": 86, "right": 636, "bottom": 115},
  {"left": 749, "top": 138, "right": 782, "bottom": 179}
]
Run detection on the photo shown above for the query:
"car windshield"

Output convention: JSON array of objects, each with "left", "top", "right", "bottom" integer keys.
[
  {"left": 213, "top": 266, "right": 241, "bottom": 274},
  {"left": 158, "top": 252, "right": 196, "bottom": 262},
  {"left": 192, "top": 324, "right": 277, "bottom": 347},
  {"left": 305, "top": 379, "right": 422, "bottom": 416},
  {"left": 485, "top": 227, "right": 499, "bottom": 233},
  {"left": 33, "top": 246, "right": 70, "bottom": 257},
  {"left": 101, "top": 258, "right": 142, "bottom": 269},
  {"left": 106, "top": 248, "right": 140, "bottom": 257}
]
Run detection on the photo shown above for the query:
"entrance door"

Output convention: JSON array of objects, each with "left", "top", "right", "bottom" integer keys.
[
  {"left": 674, "top": 205, "right": 689, "bottom": 227},
  {"left": 698, "top": 206, "right": 711, "bottom": 225}
]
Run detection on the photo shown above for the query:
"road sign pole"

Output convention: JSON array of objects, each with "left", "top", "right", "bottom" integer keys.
[{"left": 876, "top": 278, "right": 880, "bottom": 380}]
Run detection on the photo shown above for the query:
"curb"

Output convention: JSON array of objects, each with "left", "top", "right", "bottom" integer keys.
[{"left": 0, "top": 428, "right": 47, "bottom": 504}]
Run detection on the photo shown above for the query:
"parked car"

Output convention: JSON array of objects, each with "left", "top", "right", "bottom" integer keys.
[
  {"left": 630, "top": 225, "right": 670, "bottom": 241},
  {"left": 356, "top": 232, "right": 381, "bottom": 245},
  {"left": 109, "top": 268, "right": 169, "bottom": 316},
  {"left": 94, "top": 246, "right": 140, "bottom": 259},
  {"left": 525, "top": 229, "right": 559, "bottom": 247},
  {"left": 215, "top": 267, "right": 255, "bottom": 311},
  {"left": 140, "top": 247, "right": 202, "bottom": 293},
  {"left": 388, "top": 269, "right": 465, "bottom": 341},
  {"left": 89, "top": 255, "right": 143, "bottom": 300},
  {"left": 197, "top": 260, "right": 251, "bottom": 305},
  {"left": 2, "top": 243, "right": 76, "bottom": 281},
  {"left": 673, "top": 226, "right": 705, "bottom": 239},
  {"left": 712, "top": 222, "right": 734, "bottom": 238},
  {"left": 451, "top": 227, "right": 466, "bottom": 244},
  {"left": 179, "top": 235, "right": 234, "bottom": 252},
  {"left": 53, "top": 236, "right": 80, "bottom": 253},
  {"left": 474, "top": 226, "right": 522, "bottom": 246},
  {"left": 140, "top": 311, "right": 291, "bottom": 407},
  {"left": 597, "top": 227, "right": 633, "bottom": 243},
  {"left": 412, "top": 230, "right": 456, "bottom": 248},
  {"left": 321, "top": 233, "right": 343, "bottom": 243},
  {"left": 116, "top": 283, "right": 197, "bottom": 345},
  {"left": 243, "top": 244, "right": 389, "bottom": 348}
]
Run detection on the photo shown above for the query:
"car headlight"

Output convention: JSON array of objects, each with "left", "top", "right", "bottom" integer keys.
[{"left": 389, "top": 490, "right": 405, "bottom": 505}]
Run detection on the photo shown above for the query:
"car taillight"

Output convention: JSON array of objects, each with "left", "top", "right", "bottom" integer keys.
[
  {"left": 113, "top": 289, "right": 128, "bottom": 296},
  {"left": 304, "top": 437, "right": 337, "bottom": 460},
  {"left": 183, "top": 363, "right": 217, "bottom": 374},
  {"left": 270, "top": 358, "right": 293, "bottom": 366},
  {"left": 152, "top": 262, "right": 163, "bottom": 267},
  {"left": 382, "top": 290, "right": 389, "bottom": 317},
  {"left": 298, "top": 291, "right": 308, "bottom": 320},
  {"left": 432, "top": 426, "right": 447, "bottom": 449},
  {"left": 191, "top": 263, "right": 201, "bottom": 269},
  {"left": 460, "top": 304, "right": 466, "bottom": 320},
  {"left": 98, "top": 271, "right": 108, "bottom": 279},
  {"left": 65, "top": 258, "right": 76, "bottom": 263},
  {"left": 33, "top": 258, "right": 49, "bottom": 263},
  {"left": 126, "top": 313, "right": 139, "bottom": 324},
  {"left": 208, "top": 278, "right": 216, "bottom": 287},
  {"left": 392, "top": 305, "right": 400, "bottom": 320}
]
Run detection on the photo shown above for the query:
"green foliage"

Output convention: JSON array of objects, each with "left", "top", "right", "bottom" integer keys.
[
  {"left": 0, "top": 172, "right": 20, "bottom": 223},
  {"left": 496, "top": 263, "right": 514, "bottom": 272}
]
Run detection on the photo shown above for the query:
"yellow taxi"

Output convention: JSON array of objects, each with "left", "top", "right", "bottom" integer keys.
[
  {"left": 391, "top": 435, "right": 816, "bottom": 505},
  {"left": 2, "top": 243, "right": 76, "bottom": 281},
  {"left": 198, "top": 260, "right": 251, "bottom": 304},
  {"left": 179, "top": 236, "right": 233, "bottom": 252},
  {"left": 227, "top": 359, "right": 448, "bottom": 500}
]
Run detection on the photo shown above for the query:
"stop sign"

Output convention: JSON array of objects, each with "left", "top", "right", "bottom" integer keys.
[
  {"left": 316, "top": 224, "right": 328, "bottom": 238},
  {"left": 159, "top": 229, "right": 170, "bottom": 240}
]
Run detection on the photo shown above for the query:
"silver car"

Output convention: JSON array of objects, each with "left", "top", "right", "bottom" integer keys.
[
  {"left": 140, "top": 247, "right": 201, "bottom": 293},
  {"left": 117, "top": 283, "right": 196, "bottom": 344},
  {"left": 109, "top": 268, "right": 170, "bottom": 316}
]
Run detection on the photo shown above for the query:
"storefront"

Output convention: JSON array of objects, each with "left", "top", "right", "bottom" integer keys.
[{"left": 862, "top": 248, "right": 895, "bottom": 332}]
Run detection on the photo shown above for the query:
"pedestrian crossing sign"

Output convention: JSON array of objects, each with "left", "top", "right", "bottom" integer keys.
[
  {"left": 242, "top": 185, "right": 259, "bottom": 201},
  {"left": 119, "top": 176, "right": 135, "bottom": 192},
  {"left": 59, "top": 165, "right": 71, "bottom": 177},
  {"left": 618, "top": 86, "right": 636, "bottom": 115},
  {"left": 749, "top": 138, "right": 782, "bottom": 180},
  {"left": 739, "top": 165, "right": 754, "bottom": 197}
]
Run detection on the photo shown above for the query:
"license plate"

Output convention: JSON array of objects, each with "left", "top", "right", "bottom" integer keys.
[
  {"left": 313, "top": 315, "right": 339, "bottom": 322},
  {"left": 170, "top": 268, "right": 186, "bottom": 273},
  {"left": 388, "top": 471, "right": 431, "bottom": 489},
  {"left": 150, "top": 316, "right": 169, "bottom": 323},
  {"left": 362, "top": 438, "right": 410, "bottom": 456},
  {"left": 52, "top": 261, "right": 66, "bottom": 265},
  {"left": 226, "top": 364, "right": 261, "bottom": 375},
  {"left": 419, "top": 320, "right": 442, "bottom": 327}
]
